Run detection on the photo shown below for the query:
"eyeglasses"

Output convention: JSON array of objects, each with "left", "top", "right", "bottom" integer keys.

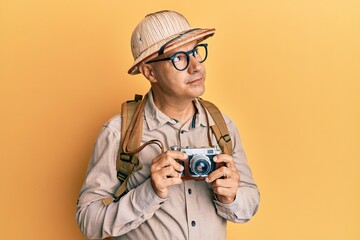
[{"left": 146, "top": 43, "right": 208, "bottom": 71}]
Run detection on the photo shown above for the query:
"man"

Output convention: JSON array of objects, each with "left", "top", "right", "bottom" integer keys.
[{"left": 77, "top": 10, "right": 259, "bottom": 240}]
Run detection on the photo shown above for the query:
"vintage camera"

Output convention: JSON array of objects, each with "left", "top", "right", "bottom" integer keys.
[{"left": 170, "top": 146, "right": 222, "bottom": 180}]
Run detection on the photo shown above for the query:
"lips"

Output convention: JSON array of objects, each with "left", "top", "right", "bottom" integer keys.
[{"left": 187, "top": 77, "right": 204, "bottom": 84}]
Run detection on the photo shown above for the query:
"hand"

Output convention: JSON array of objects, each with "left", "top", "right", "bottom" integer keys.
[
  {"left": 205, "top": 154, "right": 240, "bottom": 204},
  {"left": 150, "top": 150, "right": 187, "bottom": 199}
]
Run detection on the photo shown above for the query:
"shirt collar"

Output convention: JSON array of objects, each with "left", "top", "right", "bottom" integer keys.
[{"left": 144, "top": 90, "right": 215, "bottom": 131}]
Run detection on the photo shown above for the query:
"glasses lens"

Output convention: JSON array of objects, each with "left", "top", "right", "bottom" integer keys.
[
  {"left": 170, "top": 44, "right": 208, "bottom": 71},
  {"left": 172, "top": 52, "right": 189, "bottom": 71},
  {"left": 193, "top": 45, "right": 207, "bottom": 63}
]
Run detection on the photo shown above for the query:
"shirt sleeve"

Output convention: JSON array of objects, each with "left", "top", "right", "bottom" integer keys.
[
  {"left": 213, "top": 115, "right": 260, "bottom": 223},
  {"left": 76, "top": 117, "right": 166, "bottom": 239}
]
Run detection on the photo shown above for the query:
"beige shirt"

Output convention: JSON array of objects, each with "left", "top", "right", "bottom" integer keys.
[{"left": 77, "top": 90, "right": 259, "bottom": 240}]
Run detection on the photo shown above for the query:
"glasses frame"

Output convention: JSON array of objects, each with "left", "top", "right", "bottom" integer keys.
[{"left": 146, "top": 43, "right": 208, "bottom": 71}]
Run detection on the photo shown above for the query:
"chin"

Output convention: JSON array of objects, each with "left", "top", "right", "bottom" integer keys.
[{"left": 191, "top": 85, "right": 205, "bottom": 98}]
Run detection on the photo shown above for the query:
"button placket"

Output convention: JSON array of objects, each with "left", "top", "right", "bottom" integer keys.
[
  {"left": 184, "top": 181, "right": 201, "bottom": 239},
  {"left": 178, "top": 128, "right": 190, "bottom": 148}
]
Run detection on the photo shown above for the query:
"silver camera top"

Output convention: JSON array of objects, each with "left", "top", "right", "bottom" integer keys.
[{"left": 170, "top": 146, "right": 221, "bottom": 156}]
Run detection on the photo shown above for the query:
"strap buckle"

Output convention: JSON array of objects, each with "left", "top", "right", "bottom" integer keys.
[
  {"left": 117, "top": 170, "right": 128, "bottom": 183},
  {"left": 127, "top": 94, "right": 143, "bottom": 103},
  {"left": 221, "top": 134, "right": 231, "bottom": 143},
  {"left": 112, "top": 189, "right": 129, "bottom": 203},
  {"left": 120, "top": 153, "right": 132, "bottom": 162},
  {"left": 113, "top": 194, "right": 121, "bottom": 203}
]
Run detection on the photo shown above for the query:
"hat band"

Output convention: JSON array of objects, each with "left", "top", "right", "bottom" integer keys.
[{"left": 157, "top": 28, "right": 201, "bottom": 56}]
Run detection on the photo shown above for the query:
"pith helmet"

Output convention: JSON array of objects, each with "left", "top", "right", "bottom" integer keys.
[{"left": 129, "top": 10, "right": 215, "bottom": 74}]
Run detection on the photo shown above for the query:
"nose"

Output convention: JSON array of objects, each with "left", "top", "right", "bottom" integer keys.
[{"left": 187, "top": 54, "right": 202, "bottom": 73}]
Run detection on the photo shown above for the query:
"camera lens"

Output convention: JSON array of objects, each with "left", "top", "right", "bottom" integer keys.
[{"left": 190, "top": 155, "right": 211, "bottom": 176}]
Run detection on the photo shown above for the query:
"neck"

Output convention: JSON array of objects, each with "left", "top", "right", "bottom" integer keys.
[{"left": 152, "top": 92, "right": 196, "bottom": 125}]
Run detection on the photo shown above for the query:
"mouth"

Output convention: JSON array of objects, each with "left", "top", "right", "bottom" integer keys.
[{"left": 187, "top": 77, "right": 204, "bottom": 84}]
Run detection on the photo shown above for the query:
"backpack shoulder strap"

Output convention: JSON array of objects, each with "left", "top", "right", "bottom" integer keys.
[
  {"left": 102, "top": 94, "right": 146, "bottom": 205},
  {"left": 120, "top": 94, "right": 143, "bottom": 153},
  {"left": 199, "top": 99, "right": 233, "bottom": 156}
]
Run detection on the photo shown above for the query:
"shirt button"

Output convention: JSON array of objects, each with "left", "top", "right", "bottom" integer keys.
[
  {"left": 191, "top": 221, "right": 196, "bottom": 227},
  {"left": 188, "top": 188, "right": 192, "bottom": 194},
  {"left": 180, "top": 130, "right": 185, "bottom": 134}
]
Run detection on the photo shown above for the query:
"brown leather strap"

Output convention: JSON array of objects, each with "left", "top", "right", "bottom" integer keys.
[
  {"left": 116, "top": 94, "right": 147, "bottom": 172},
  {"left": 199, "top": 99, "right": 233, "bottom": 156},
  {"left": 122, "top": 94, "right": 148, "bottom": 155},
  {"left": 102, "top": 175, "right": 130, "bottom": 205},
  {"left": 104, "top": 95, "right": 164, "bottom": 206}
]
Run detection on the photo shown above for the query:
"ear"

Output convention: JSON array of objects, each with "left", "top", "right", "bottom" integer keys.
[{"left": 139, "top": 64, "right": 157, "bottom": 83}]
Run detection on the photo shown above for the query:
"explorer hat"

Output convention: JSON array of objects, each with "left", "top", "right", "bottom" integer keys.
[{"left": 128, "top": 10, "right": 215, "bottom": 75}]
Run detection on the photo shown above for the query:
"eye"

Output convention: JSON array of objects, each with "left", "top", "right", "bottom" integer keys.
[
  {"left": 193, "top": 47, "right": 199, "bottom": 56},
  {"left": 173, "top": 53, "right": 186, "bottom": 62}
]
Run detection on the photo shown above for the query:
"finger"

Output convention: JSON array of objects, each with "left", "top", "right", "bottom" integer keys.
[
  {"left": 151, "top": 175, "right": 183, "bottom": 199},
  {"left": 205, "top": 166, "right": 239, "bottom": 183},
  {"left": 153, "top": 159, "right": 184, "bottom": 173},
  {"left": 212, "top": 185, "right": 236, "bottom": 199},
  {"left": 213, "top": 154, "right": 236, "bottom": 168},
  {"left": 205, "top": 166, "right": 230, "bottom": 182},
  {"left": 166, "top": 150, "right": 188, "bottom": 160},
  {"left": 152, "top": 153, "right": 185, "bottom": 172},
  {"left": 212, "top": 178, "right": 240, "bottom": 189},
  {"left": 160, "top": 166, "right": 182, "bottom": 179},
  {"left": 152, "top": 172, "right": 183, "bottom": 188},
  {"left": 152, "top": 150, "right": 188, "bottom": 164}
]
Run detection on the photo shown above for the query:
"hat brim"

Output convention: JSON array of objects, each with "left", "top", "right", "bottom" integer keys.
[{"left": 128, "top": 28, "right": 215, "bottom": 75}]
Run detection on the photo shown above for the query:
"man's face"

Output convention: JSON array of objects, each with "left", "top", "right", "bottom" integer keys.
[{"left": 148, "top": 40, "right": 207, "bottom": 101}]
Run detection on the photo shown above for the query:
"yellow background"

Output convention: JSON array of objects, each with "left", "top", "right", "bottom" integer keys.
[{"left": 1, "top": 0, "right": 359, "bottom": 239}]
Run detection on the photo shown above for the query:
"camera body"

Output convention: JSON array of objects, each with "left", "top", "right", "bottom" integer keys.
[{"left": 171, "top": 146, "right": 222, "bottom": 180}]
